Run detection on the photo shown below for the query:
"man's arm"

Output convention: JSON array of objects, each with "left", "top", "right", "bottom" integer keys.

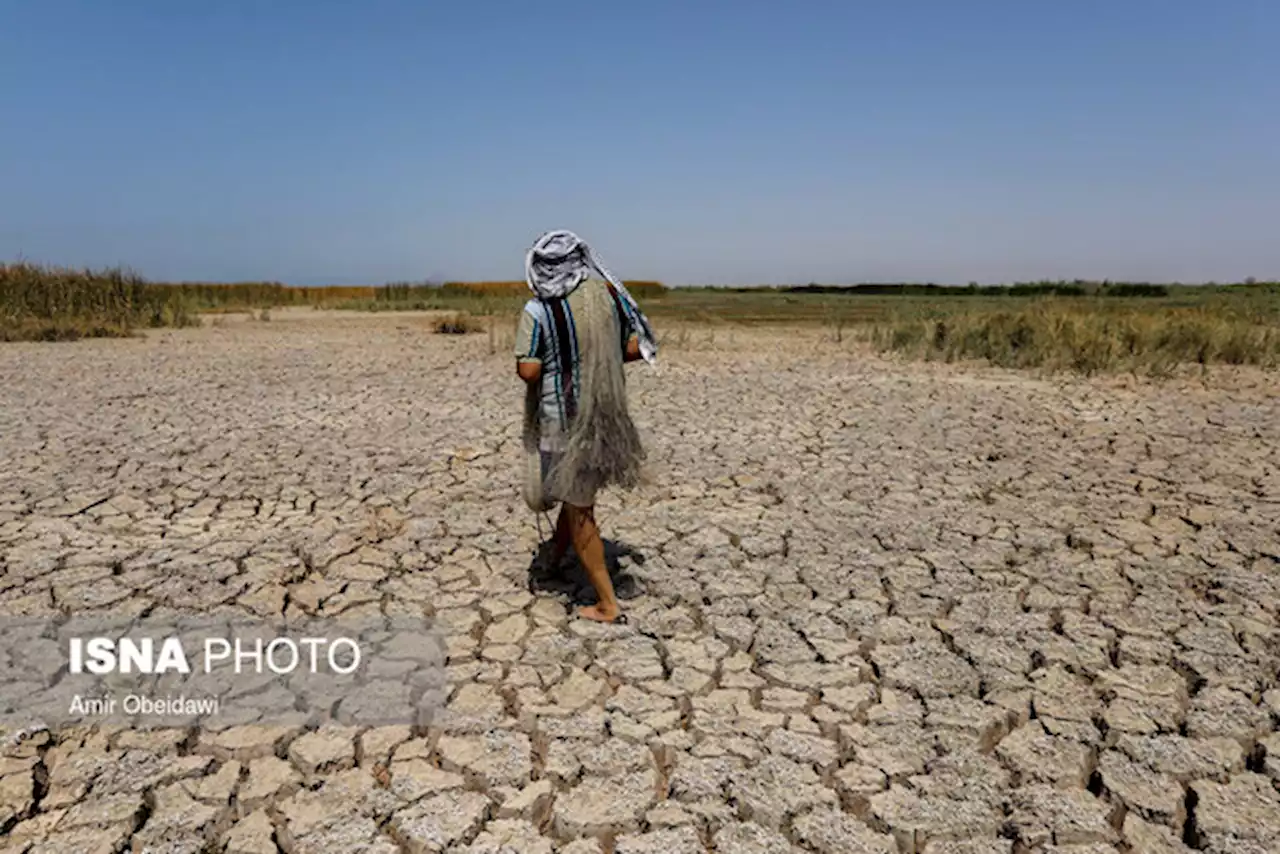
[
  {"left": 514, "top": 304, "right": 544, "bottom": 382},
  {"left": 624, "top": 334, "right": 641, "bottom": 363},
  {"left": 517, "top": 360, "right": 543, "bottom": 382},
  {"left": 606, "top": 283, "right": 645, "bottom": 364}
]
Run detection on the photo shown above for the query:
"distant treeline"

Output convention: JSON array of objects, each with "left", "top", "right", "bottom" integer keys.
[
  {"left": 718, "top": 279, "right": 1276, "bottom": 297},
  {"left": 765, "top": 282, "right": 1177, "bottom": 297}
]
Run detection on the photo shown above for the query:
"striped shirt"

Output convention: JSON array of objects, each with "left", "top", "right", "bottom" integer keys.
[{"left": 515, "top": 277, "right": 641, "bottom": 451}]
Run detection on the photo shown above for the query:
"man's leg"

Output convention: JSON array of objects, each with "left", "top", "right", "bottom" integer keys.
[
  {"left": 548, "top": 503, "right": 571, "bottom": 567},
  {"left": 566, "top": 503, "right": 621, "bottom": 622}
]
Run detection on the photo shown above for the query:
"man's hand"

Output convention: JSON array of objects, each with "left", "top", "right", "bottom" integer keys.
[
  {"left": 517, "top": 361, "right": 542, "bottom": 383},
  {"left": 624, "top": 335, "right": 642, "bottom": 363}
]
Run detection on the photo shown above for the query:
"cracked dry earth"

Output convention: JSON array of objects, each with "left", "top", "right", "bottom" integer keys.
[{"left": 2, "top": 308, "right": 1280, "bottom": 854}]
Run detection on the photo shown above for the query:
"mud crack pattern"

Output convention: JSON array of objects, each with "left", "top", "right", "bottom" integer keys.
[{"left": 1, "top": 311, "right": 1278, "bottom": 853}]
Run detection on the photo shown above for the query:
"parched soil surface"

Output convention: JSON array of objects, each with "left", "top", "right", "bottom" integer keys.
[{"left": 1, "top": 309, "right": 1278, "bottom": 853}]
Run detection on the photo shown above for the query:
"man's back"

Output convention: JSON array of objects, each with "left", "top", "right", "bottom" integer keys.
[{"left": 515, "top": 277, "right": 639, "bottom": 452}]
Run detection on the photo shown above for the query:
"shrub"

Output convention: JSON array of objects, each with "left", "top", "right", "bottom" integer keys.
[{"left": 433, "top": 312, "right": 482, "bottom": 334}]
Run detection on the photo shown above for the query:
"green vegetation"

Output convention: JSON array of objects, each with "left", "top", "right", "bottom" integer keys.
[{"left": 3, "top": 261, "right": 1277, "bottom": 375}]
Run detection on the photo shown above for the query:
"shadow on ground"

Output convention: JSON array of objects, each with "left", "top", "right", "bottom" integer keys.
[{"left": 526, "top": 538, "right": 646, "bottom": 605}]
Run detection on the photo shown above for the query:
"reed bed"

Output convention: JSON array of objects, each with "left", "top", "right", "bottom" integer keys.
[
  {"left": 0, "top": 263, "right": 195, "bottom": 340},
  {"left": 4, "top": 261, "right": 1277, "bottom": 375}
]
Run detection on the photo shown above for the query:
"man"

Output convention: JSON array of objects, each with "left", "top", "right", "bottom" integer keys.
[{"left": 515, "top": 230, "right": 658, "bottom": 623}]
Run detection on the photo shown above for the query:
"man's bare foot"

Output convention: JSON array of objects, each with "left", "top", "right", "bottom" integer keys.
[{"left": 578, "top": 604, "right": 624, "bottom": 624}]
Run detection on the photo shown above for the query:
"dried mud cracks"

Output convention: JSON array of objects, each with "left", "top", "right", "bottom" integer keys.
[{"left": 1, "top": 315, "right": 1278, "bottom": 853}]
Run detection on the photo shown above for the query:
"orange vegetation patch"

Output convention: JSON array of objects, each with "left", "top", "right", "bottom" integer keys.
[{"left": 443, "top": 280, "right": 666, "bottom": 298}]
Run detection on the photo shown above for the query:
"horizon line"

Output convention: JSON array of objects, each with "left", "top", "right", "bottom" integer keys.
[{"left": 2, "top": 259, "right": 1275, "bottom": 290}]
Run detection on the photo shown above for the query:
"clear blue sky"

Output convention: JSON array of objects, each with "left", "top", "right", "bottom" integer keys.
[{"left": 2, "top": 1, "right": 1276, "bottom": 286}]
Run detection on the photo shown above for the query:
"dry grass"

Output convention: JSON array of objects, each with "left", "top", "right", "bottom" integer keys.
[
  {"left": 174, "top": 283, "right": 376, "bottom": 310},
  {"left": 869, "top": 300, "right": 1280, "bottom": 375},
  {"left": 0, "top": 263, "right": 389, "bottom": 339},
  {"left": 0, "top": 262, "right": 197, "bottom": 340}
]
